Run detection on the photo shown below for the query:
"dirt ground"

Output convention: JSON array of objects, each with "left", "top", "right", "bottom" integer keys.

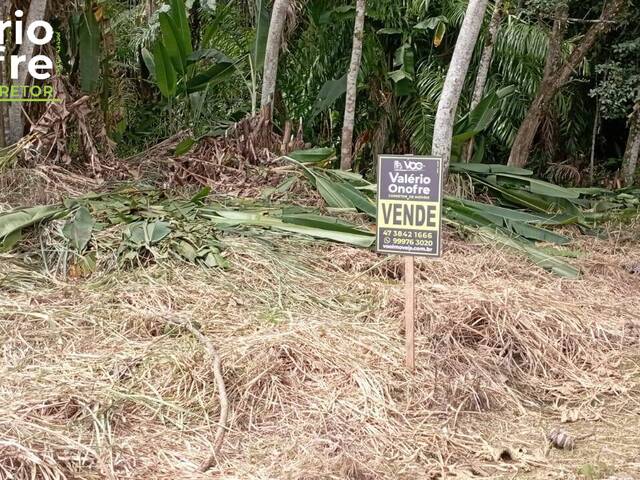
[{"left": 1, "top": 188, "right": 640, "bottom": 479}]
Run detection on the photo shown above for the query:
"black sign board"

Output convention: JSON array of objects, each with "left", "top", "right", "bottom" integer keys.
[{"left": 376, "top": 155, "right": 443, "bottom": 257}]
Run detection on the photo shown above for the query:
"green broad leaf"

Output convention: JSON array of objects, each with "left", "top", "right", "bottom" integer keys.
[
  {"left": 201, "top": 209, "right": 374, "bottom": 247},
  {"left": 388, "top": 69, "right": 413, "bottom": 83},
  {"left": 78, "top": 7, "right": 101, "bottom": 93},
  {"left": 433, "top": 21, "right": 446, "bottom": 47},
  {"left": 326, "top": 168, "right": 369, "bottom": 186},
  {"left": 413, "top": 16, "right": 447, "bottom": 30},
  {"left": 169, "top": 0, "right": 192, "bottom": 57},
  {"left": 446, "top": 197, "right": 572, "bottom": 225},
  {"left": 62, "top": 206, "right": 96, "bottom": 252},
  {"left": 476, "top": 227, "right": 580, "bottom": 278},
  {"left": 593, "top": 200, "right": 623, "bottom": 212},
  {"left": 445, "top": 202, "right": 495, "bottom": 228},
  {"left": 315, "top": 176, "right": 351, "bottom": 209},
  {"left": 282, "top": 213, "right": 372, "bottom": 235},
  {"left": 188, "top": 48, "right": 233, "bottom": 64},
  {"left": 202, "top": 209, "right": 268, "bottom": 222},
  {"left": 76, "top": 251, "right": 97, "bottom": 275},
  {"left": 186, "top": 61, "right": 236, "bottom": 93},
  {"left": 288, "top": 147, "right": 336, "bottom": 164},
  {"left": 536, "top": 245, "right": 581, "bottom": 258},
  {"left": 124, "top": 222, "right": 146, "bottom": 247},
  {"left": 251, "top": 0, "right": 270, "bottom": 72},
  {"left": 177, "top": 240, "right": 197, "bottom": 262},
  {"left": 496, "top": 85, "right": 517, "bottom": 98},
  {"left": 468, "top": 103, "right": 499, "bottom": 134},
  {"left": 311, "top": 75, "right": 347, "bottom": 119},
  {"left": 201, "top": 249, "right": 228, "bottom": 268},
  {"left": 453, "top": 87, "right": 512, "bottom": 141},
  {"left": 505, "top": 219, "right": 570, "bottom": 245},
  {"left": 0, "top": 229, "right": 21, "bottom": 252},
  {"left": 275, "top": 176, "right": 297, "bottom": 194},
  {"left": 271, "top": 221, "right": 375, "bottom": 247},
  {"left": 0, "top": 205, "right": 65, "bottom": 240},
  {"left": 330, "top": 181, "right": 377, "bottom": 218},
  {"left": 497, "top": 186, "right": 569, "bottom": 215},
  {"left": 451, "top": 130, "right": 477, "bottom": 143},
  {"left": 174, "top": 137, "right": 197, "bottom": 156},
  {"left": 159, "top": 12, "right": 187, "bottom": 74},
  {"left": 126, "top": 221, "right": 172, "bottom": 247},
  {"left": 141, "top": 48, "right": 156, "bottom": 78},
  {"left": 145, "top": 221, "right": 172, "bottom": 244},
  {"left": 190, "top": 187, "right": 211, "bottom": 203},
  {"left": 449, "top": 163, "right": 533, "bottom": 176},
  {"left": 203, "top": 252, "right": 217, "bottom": 267},
  {"left": 153, "top": 44, "right": 177, "bottom": 98},
  {"left": 490, "top": 174, "right": 580, "bottom": 199},
  {"left": 523, "top": 247, "right": 580, "bottom": 278}
]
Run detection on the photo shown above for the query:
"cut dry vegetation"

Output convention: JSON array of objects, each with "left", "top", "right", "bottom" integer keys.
[{"left": 1, "top": 206, "right": 640, "bottom": 478}]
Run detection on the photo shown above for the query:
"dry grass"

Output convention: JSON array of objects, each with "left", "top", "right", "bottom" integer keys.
[
  {"left": 1, "top": 225, "right": 640, "bottom": 479},
  {"left": 1, "top": 171, "right": 640, "bottom": 479}
]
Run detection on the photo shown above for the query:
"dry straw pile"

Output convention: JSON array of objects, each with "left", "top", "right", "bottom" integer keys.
[{"left": 1, "top": 194, "right": 640, "bottom": 478}]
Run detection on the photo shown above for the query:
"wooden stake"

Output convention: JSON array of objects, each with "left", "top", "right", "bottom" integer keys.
[{"left": 404, "top": 255, "right": 415, "bottom": 370}]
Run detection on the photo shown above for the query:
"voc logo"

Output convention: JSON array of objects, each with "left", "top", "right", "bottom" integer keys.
[{"left": 393, "top": 160, "right": 424, "bottom": 171}]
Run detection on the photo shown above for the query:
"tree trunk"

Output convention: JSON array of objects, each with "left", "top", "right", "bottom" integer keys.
[
  {"left": 0, "top": 2, "right": 7, "bottom": 147},
  {"left": 260, "top": 0, "right": 289, "bottom": 111},
  {"left": 432, "top": 0, "right": 489, "bottom": 173},
  {"left": 622, "top": 102, "right": 640, "bottom": 187},
  {"left": 6, "top": 0, "right": 49, "bottom": 144},
  {"left": 589, "top": 102, "right": 600, "bottom": 184},
  {"left": 464, "top": 0, "right": 504, "bottom": 162},
  {"left": 340, "top": 0, "right": 366, "bottom": 171},
  {"left": 507, "top": 0, "right": 627, "bottom": 167}
]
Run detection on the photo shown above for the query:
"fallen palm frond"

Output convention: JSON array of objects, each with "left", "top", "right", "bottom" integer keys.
[
  {"left": 3, "top": 150, "right": 639, "bottom": 279},
  {"left": 0, "top": 185, "right": 374, "bottom": 277},
  {"left": 280, "top": 149, "right": 640, "bottom": 277}
]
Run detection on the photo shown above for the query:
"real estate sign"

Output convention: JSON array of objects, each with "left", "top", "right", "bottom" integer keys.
[{"left": 376, "top": 155, "right": 443, "bottom": 257}]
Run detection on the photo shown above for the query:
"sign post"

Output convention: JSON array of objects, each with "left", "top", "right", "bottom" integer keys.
[
  {"left": 404, "top": 255, "right": 415, "bottom": 370},
  {"left": 376, "top": 155, "right": 443, "bottom": 369}
]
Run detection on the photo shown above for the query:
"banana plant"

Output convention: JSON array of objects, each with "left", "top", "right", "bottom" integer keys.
[{"left": 143, "top": 0, "right": 237, "bottom": 99}]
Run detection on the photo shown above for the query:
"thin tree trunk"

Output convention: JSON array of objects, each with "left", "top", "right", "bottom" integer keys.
[
  {"left": 432, "top": 0, "right": 490, "bottom": 174},
  {"left": 464, "top": 0, "right": 504, "bottom": 162},
  {"left": 7, "top": 0, "right": 49, "bottom": 145},
  {"left": 622, "top": 102, "right": 640, "bottom": 187},
  {"left": 340, "top": 0, "right": 366, "bottom": 171},
  {"left": 0, "top": 2, "right": 6, "bottom": 148},
  {"left": 589, "top": 102, "right": 600, "bottom": 184},
  {"left": 507, "top": 5, "right": 567, "bottom": 167},
  {"left": 260, "top": 0, "right": 289, "bottom": 111},
  {"left": 507, "top": 0, "right": 627, "bottom": 167}
]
